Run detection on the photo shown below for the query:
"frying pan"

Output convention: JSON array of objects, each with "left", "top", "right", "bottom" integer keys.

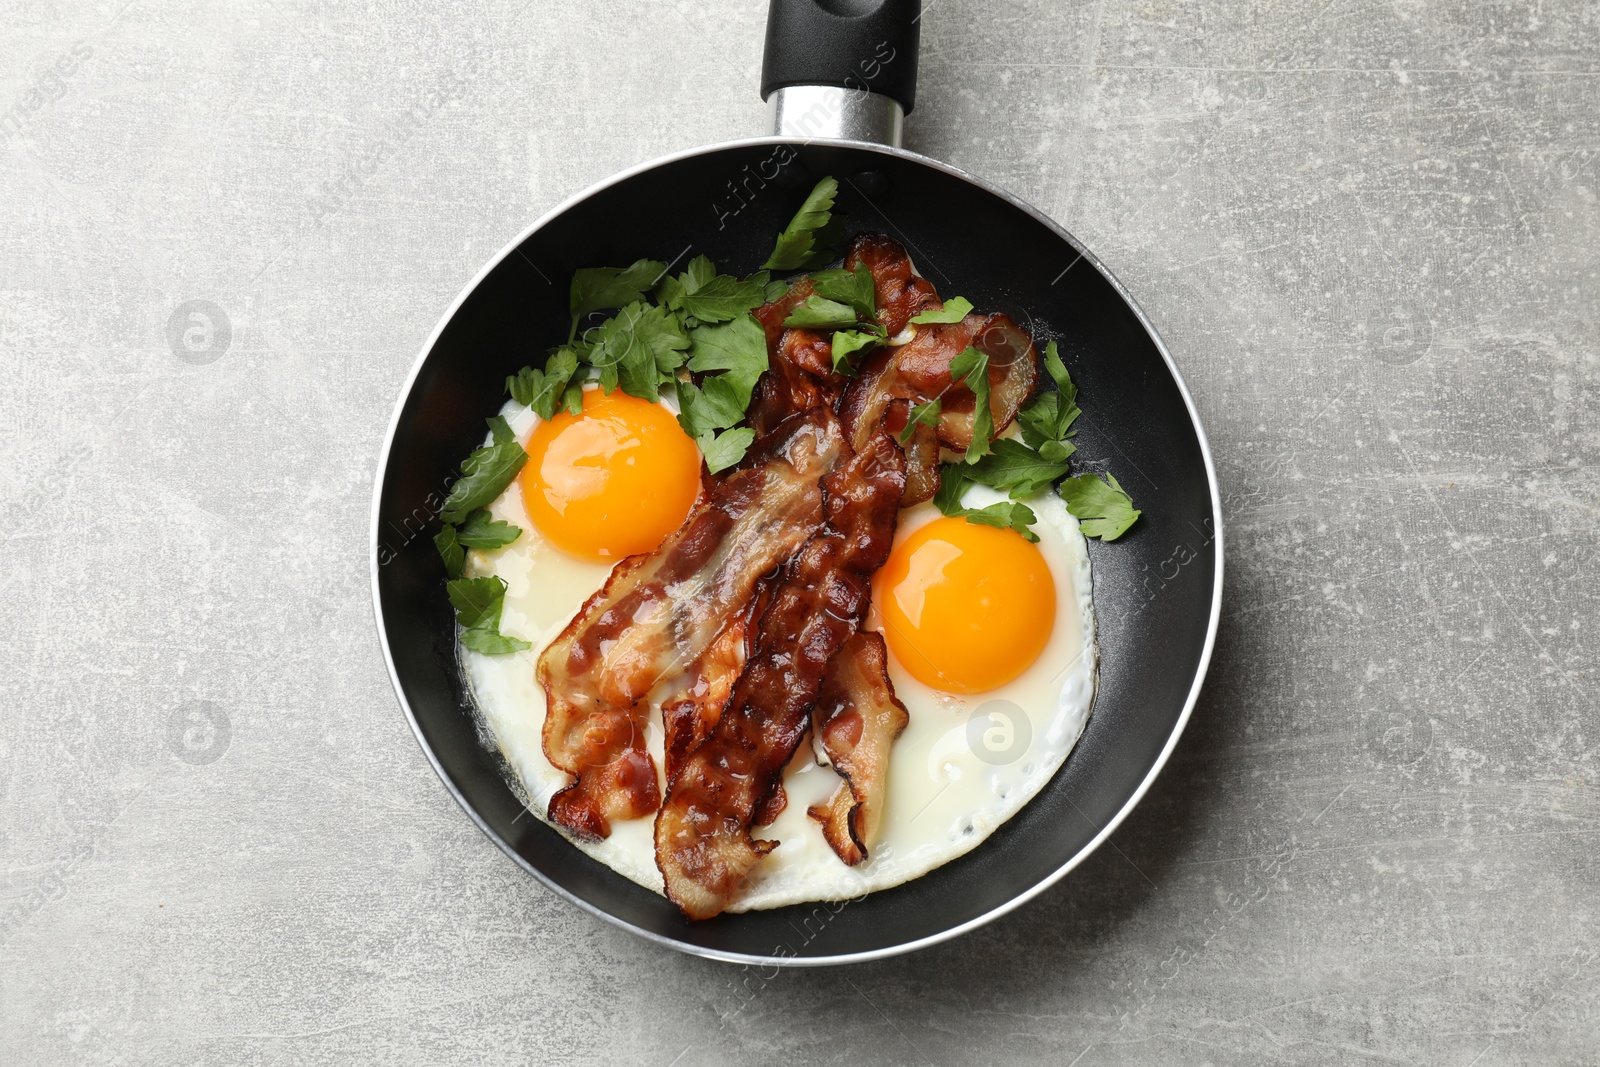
[{"left": 371, "top": 0, "right": 1222, "bottom": 965}]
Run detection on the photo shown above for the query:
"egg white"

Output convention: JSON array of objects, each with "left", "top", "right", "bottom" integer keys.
[{"left": 459, "top": 398, "right": 1097, "bottom": 910}]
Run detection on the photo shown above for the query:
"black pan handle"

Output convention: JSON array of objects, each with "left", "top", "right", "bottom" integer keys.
[{"left": 760, "top": 0, "right": 922, "bottom": 114}]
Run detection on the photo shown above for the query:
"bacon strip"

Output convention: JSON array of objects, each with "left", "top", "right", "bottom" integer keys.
[
  {"left": 883, "top": 398, "right": 941, "bottom": 505},
  {"left": 538, "top": 408, "right": 844, "bottom": 839},
  {"left": 748, "top": 284, "right": 840, "bottom": 437},
  {"left": 654, "top": 428, "right": 906, "bottom": 920},
  {"left": 846, "top": 234, "right": 940, "bottom": 336},
  {"left": 833, "top": 236, "right": 1040, "bottom": 505},
  {"left": 660, "top": 609, "right": 751, "bottom": 783},
  {"left": 807, "top": 632, "right": 909, "bottom": 867},
  {"left": 842, "top": 313, "right": 1039, "bottom": 453}
]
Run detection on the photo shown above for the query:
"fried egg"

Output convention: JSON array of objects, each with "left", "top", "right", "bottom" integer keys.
[
  {"left": 519, "top": 387, "right": 702, "bottom": 560},
  {"left": 460, "top": 396, "right": 1097, "bottom": 910}
]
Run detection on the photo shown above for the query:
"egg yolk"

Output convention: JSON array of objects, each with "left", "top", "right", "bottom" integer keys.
[
  {"left": 518, "top": 387, "right": 702, "bottom": 560},
  {"left": 876, "top": 516, "right": 1056, "bottom": 695}
]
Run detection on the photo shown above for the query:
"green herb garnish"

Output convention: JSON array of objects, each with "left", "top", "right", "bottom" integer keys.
[
  {"left": 808, "top": 261, "right": 876, "bottom": 321},
  {"left": 434, "top": 524, "right": 465, "bottom": 578},
  {"left": 685, "top": 313, "right": 768, "bottom": 405},
  {"left": 898, "top": 398, "right": 941, "bottom": 444},
  {"left": 762, "top": 176, "right": 838, "bottom": 271},
  {"left": 1059, "top": 472, "right": 1141, "bottom": 541},
  {"left": 965, "top": 438, "right": 1072, "bottom": 500},
  {"left": 674, "top": 375, "right": 742, "bottom": 438},
  {"left": 658, "top": 255, "right": 766, "bottom": 324},
  {"left": 949, "top": 345, "right": 994, "bottom": 463},
  {"left": 930, "top": 463, "right": 1040, "bottom": 542},
  {"left": 782, "top": 294, "right": 861, "bottom": 331},
  {"left": 569, "top": 259, "right": 667, "bottom": 340},
  {"left": 457, "top": 508, "right": 521, "bottom": 549},
  {"left": 507, "top": 346, "right": 579, "bottom": 420},
  {"left": 440, "top": 416, "right": 527, "bottom": 524},
  {"left": 934, "top": 462, "right": 970, "bottom": 516},
  {"left": 436, "top": 509, "right": 521, "bottom": 577},
  {"left": 697, "top": 427, "right": 756, "bottom": 475},
  {"left": 1017, "top": 341, "right": 1080, "bottom": 453},
  {"left": 961, "top": 500, "right": 1040, "bottom": 541},
  {"left": 674, "top": 312, "right": 770, "bottom": 468},
  {"left": 909, "top": 296, "right": 973, "bottom": 325},
  {"left": 587, "top": 301, "right": 690, "bottom": 401},
  {"left": 447, "top": 575, "right": 530, "bottom": 654},
  {"left": 830, "top": 329, "right": 881, "bottom": 374}
]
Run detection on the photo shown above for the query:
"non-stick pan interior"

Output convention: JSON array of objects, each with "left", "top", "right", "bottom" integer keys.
[{"left": 373, "top": 140, "right": 1219, "bottom": 963}]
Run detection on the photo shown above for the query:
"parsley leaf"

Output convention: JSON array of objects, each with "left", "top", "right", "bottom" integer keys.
[
  {"left": 1018, "top": 340, "right": 1081, "bottom": 450},
  {"left": 506, "top": 346, "right": 579, "bottom": 419},
  {"left": 460, "top": 628, "right": 533, "bottom": 655},
  {"left": 681, "top": 254, "right": 716, "bottom": 292},
  {"left": 763, "top": 176, "right": 838, "bottom": 271},
  {"left": 961, "top": 501, "right": 1041, "bottom": 542},
  {"left": 676, "top": 313, "right": 769, "bottom": 441},
  {"left": 898, "top": 398, "right": 941, "bottom": 444},
  {"left": 447, "top": 576, "right": 504, "bottom": 630},
  {"left": 1037, "top": 436, "right": 1077, "bottom": 464},
  {"left": 783, "top": 294, "right": 861, "bottom": 330},
  {"left": 808, "top": 261, "right": 876, "bottom": 321},
  {"left": 434, "top": 523, "right": 464, "bottom": 578},
  {"left": 934, "top": 463, "right": 971, "bottom": 516},
  {"left": 675, "top": 374, "right": 746, "bottom": 439},
  {"left": 1059, "top": 472, "right": 1142, "bottom": 541},
  {"left": 658, "top": 255, "right": 766, "bottom": 323},
  {"left": 965, "top": 438, "right": 1072, "bottom": 499},
  {"left": 440, "top": 417, "right": 527, "bottom": 524},
  {"left": 909, "top": 296, "right": 974, "bottom": 325},
  {"left": 697, "top": 427, "right": 755, "bottom": 474},
  {"left": 560, "top": 376, "right": 585, "bottom": 415},
  {"left": 677, "top": 274, "right": 766, "bottom": 323},
  {"left": 447, "top": 575, "right": 531, "bottom": 654},
  {"left": 1040, "top": 339, "right": 1075, "bottom": 397},
  {"left": 587, "top": 301, "right": 689, "bottom": 401},
  {"left": 457, "top": 508, "right": 521, "bottom": 549},
  {"left": 929, "top": 463, "right": 1041, "bottom": 541},
  {"left": 949, "top": 346, "right": 994, "bottom": 463},
  {"left": 685, "top": 313, "right": 768, "bottom": 406},
  {"left": 831, "top": 329, "right": 880, "bottom": 374},
  {"left": 569, "top": 259, "right": 667, "bottom": 338}
]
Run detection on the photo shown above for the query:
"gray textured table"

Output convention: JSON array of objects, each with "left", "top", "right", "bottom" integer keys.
[{"left": 4, "top": 1, "right": 1597, "bottom": 1063}]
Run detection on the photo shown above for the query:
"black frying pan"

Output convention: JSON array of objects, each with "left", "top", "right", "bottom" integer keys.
[{"left": 371, "top": 0, "right": 1221, "bottom": 965}]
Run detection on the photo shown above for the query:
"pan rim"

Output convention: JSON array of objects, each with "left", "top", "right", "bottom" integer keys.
[{"left": 369, "top": 135, "right": 1224, "bottom": 967}]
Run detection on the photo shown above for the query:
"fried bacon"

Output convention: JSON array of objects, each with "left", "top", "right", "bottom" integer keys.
[
  {"left": 538, "top": 408, "right": 844, "bottom": 839},
  {"left": 748, "top": 283, "right": 840, "bottom": 437},
  {"left": 882, "top": 398, "right": 941, "bottom": 506},
  {"left": 831, "top": 236, "right": 1041, "bottom": 505},
  {"left": 842, "top": 313, "right": 1039, "bottom": 454},
  {"left": 845, "top": 234, "right": 941, "bottom": 336},
  {"left": 753, "top": 234, "right": 1038, "bottom": 475},
  {"left": 808, "top": 631, "right": 909, "bottom": 867},
  {"left": 752, "top": 277, "right": 813, "bottom": 350},
  {"left": 654, "top": 429, "right": 906, "bottom": 920},
  {"left": 660, "top": 608, "right": 751, "bottom": 783}
]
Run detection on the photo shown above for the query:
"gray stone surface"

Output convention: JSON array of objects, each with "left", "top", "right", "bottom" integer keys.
[{"left": 3, "top": 0, "right": 1597, "bottom": 1062}]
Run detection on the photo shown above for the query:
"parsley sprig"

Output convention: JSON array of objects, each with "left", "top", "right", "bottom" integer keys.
[
  {"left": 909, "top": 296, "right": 973, "bottom": 325},
  {"left": 505, "top": 252, "right": 775, "bottom": 476},
  {"left": 440, "top": 417, "right": 528, "bottom": 525},
  {"left": 762, "top": 176, "right": 840, "bottom": 271},
  {"left": 434, "top": 418, "right": 529, "bottom": 581},
  {"left": 447, "top": 575, "right": 530, "bottom": 654},
  {"left": 933, "top": 340, "right": 1141, "bottom": 542}
]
